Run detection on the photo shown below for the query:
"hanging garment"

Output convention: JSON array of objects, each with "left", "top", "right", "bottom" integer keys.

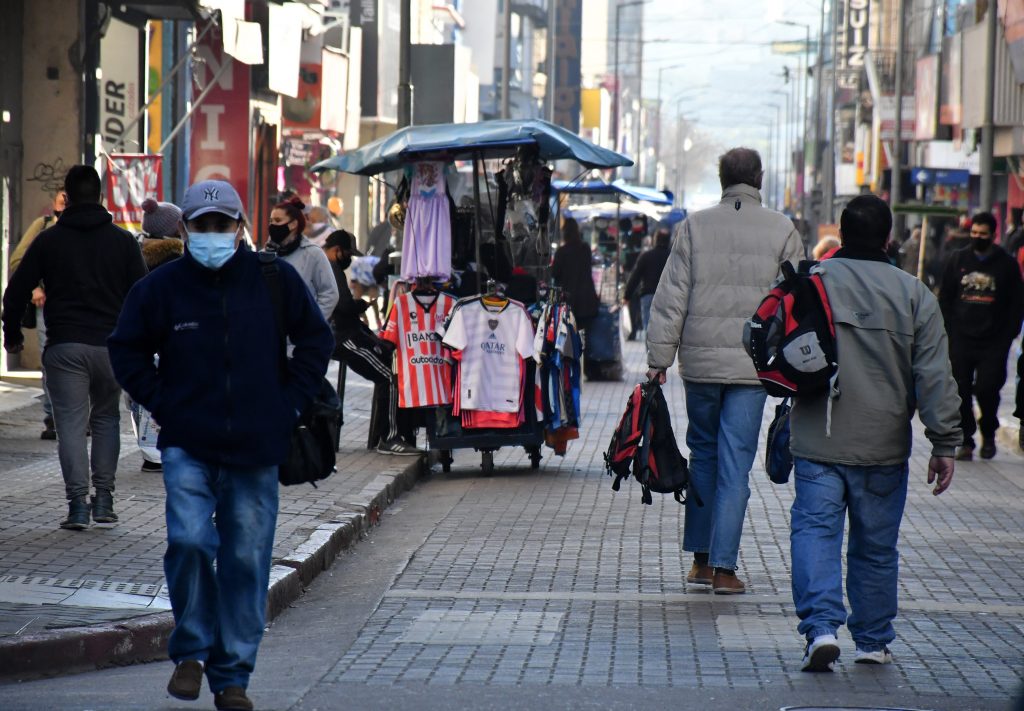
[
  {"left": 401, "top": 161, "right": 452, "bottom": 280},
  {"left": 381, "top": 290, "right": 457, "bottom": 408},
  {"left": 441, "top": 297, "right": 535, "bottom": 413}
]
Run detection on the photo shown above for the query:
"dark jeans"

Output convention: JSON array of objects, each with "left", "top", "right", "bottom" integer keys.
[
  {"left": 950, "top": 338, "right": 1011, "bottom": 443},
  {"left": 42, "top": 343, "right": 121, "bottom": 501},
  {"left": 1015, "top": 344, "right": 1023, "bottom": 420}
]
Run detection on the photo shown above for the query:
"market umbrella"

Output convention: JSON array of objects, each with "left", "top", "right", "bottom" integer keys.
[
  {"left": 311, "top": 118, "right": 633, "bottom": 176},
  {"left": 551, "top": 179, "right": 671, "bottom": 205}
]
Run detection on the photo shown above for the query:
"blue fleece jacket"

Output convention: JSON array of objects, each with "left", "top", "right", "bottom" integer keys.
[{"left": 108, "top": 246, "right": 334, "bottom": 468}]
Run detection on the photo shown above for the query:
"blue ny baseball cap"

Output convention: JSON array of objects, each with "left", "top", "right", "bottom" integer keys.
[{"left": 181, "top": 180, "right": 244, "bottom": 221}]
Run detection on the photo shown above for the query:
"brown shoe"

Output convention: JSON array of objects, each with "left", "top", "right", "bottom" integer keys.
[
  {"left": 712, "top": 568, "right": 746, "bottom": 595},
  {"left": 167, "top": 660, "right": 204, "bottom": 700},
  {"left": 215, "top": 686, "right": 254, "bottom": 711},
  {"left": 955, "top": 444, "right": 974, "bottom": 461},
  {"left": 686, "top": 562, "right": 713, "bottom": 585}
]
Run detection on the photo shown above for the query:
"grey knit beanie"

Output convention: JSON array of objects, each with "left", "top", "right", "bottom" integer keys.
[{"left": 141, "top": 198, "right": 183, "bottom": 237}]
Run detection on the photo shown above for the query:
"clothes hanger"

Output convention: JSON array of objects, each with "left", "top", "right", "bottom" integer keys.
[{"left": 482, "top": 279, "right": 508, "bottom": 308}]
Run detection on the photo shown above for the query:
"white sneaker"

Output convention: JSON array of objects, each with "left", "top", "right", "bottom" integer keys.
[
  {"left": 801, "top": 633, "right": 841, "bottom": 672},
  {"left": 854, "top": 646, "right": 893, "bottom": 665},
  {"left": 376, "top": 438, "right": 421, "bottom": 456}
]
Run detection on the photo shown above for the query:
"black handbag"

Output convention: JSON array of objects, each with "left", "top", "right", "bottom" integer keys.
[
  {"left": 260, "top": 253, "right": 341, "bottom": 486},
  {"left": 765, "top": 398, "right": 793, "bottom": 484}
]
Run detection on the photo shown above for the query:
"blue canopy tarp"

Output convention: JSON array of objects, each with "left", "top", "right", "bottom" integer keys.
[
  {"left": 311, "top": 119, "right": 633, "bottom": 176},
  {"left": 551, "top": 179, "right": 671, "bottom": 205}
]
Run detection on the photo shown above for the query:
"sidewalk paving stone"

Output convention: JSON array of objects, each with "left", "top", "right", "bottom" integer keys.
[{"left": 0, "top": 363, "right": 424, "bottom": 680}]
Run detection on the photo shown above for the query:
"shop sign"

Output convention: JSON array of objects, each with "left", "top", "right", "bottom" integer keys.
[
  {"left": 911, "top": 167, "right": 970, "bottom": 186},
  {"left": 1000, "top": 0, "right": 1024, "bottom": 85},
  {"left": 553, "top": 0, "right": 583, "bottom": 133},
  {"left": 99, "top": 18, "right": 143, "bottom": 153},
  {"left": 104, "top": 154, "right": 164, "bottom": 231},
  {"left": 915, "top": 55, "right": 939, "bottom": 141},
  {"left": 837, "top": 0, "right": 870, "bottom": 90},
  {"left": 190, "top": 20, "right": 251, "bottom": 212},
  {"left": 283, "top": 63, "right": 324, "bottom": 132}
]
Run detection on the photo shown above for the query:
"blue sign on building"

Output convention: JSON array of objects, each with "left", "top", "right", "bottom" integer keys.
[{"left": 911, "top": 168, "right": 971, "bottom": 186}]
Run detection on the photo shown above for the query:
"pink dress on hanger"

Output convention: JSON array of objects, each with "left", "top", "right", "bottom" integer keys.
[{"left": 400, "top": 161, "right": 452, "bottom": 280}]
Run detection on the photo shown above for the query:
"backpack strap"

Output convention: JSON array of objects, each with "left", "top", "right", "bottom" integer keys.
[{"left": 258, "top": 252, "right": 288, "bottom": 382}]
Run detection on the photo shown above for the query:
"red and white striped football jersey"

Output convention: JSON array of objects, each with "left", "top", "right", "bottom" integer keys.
[{"left": 381, "top": 291, "right": 456, "bottom": 408}]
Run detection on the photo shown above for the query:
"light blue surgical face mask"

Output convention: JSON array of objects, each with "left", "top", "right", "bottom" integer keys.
[{"left": 187, "top": 231, "right": 238, "bottom": 270}]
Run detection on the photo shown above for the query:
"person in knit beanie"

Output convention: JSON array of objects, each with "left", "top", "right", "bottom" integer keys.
[{"left": 140, "top": 198, "right": 184, "bottom": 271}]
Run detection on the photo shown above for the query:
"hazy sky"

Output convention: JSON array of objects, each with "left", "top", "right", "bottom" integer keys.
[{"left": 639, "top": 0, "right": 825, "bottom": 202}]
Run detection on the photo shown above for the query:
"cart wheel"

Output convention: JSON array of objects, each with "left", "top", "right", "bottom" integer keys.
[
  {"left": 481, "top": 451, "right": 494, "bottom": 475},
  {"left": 441, "top": 450, "right": 452, "bottom": 473},
  {"left": 529, "top": 448, "right": 542, "bottom": 469}
]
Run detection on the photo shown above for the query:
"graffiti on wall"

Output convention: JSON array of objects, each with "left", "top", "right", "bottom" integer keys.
[{"left": 27, "top": 157, "right": 68, "bottom": 195}]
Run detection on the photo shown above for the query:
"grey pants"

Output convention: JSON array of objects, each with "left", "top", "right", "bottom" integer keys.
[{"left": 42, "top": 343, "right": 121, "bottom": 501}]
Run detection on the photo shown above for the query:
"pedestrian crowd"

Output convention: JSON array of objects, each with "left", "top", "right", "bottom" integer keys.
[{"left": 1, "top": 150, "right": 1022, "bottom": 708}]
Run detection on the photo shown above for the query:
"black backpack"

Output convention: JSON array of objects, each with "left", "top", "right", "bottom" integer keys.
[
  {"left": 604, "top": 380, "right": 700, "bottom": 506},
  {"left": 260, "top": 254, "right": 341, "bottom": 487},
  {"left": 743, "top": 260, "right": 838, "bottom": 398}
]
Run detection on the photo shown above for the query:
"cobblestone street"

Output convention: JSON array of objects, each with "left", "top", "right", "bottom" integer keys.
[{"left": 1, "top": 340, "right": 1021, "bottom": 710}]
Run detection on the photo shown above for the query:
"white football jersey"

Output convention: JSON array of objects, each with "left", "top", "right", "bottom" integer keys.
[{"left": 442, "top": 298, "right": 535, "bottom": 413}]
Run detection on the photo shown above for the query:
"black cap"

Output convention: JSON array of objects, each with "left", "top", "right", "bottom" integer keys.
[{"left": 324, "top": 229, "right": 363, "bottom": 255}]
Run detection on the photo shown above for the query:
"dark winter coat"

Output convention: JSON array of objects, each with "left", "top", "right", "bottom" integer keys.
[
  {"left": 938, "top": 245, "right": 1024, "bottom": 346},
  {"left": 551, "top": 240, "right": 599, "bottom": 322},
  {"left": 2, "top": 202, "right": 147, "bottom": 348},
  {"left": 624, "top": 244, "right": 670, "bottom": 300},
  {"left": 107, "top": 247, "right": 334, "bottom": 468}
]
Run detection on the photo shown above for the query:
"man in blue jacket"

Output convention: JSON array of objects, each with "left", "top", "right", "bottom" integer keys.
[{"left": 108, "top": 179, "right": 332, "bottom": 711}]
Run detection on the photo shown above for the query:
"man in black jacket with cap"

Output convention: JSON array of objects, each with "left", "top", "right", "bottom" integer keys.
[{"left": 3, "top": 165, "right": 147, "bottom": 530}]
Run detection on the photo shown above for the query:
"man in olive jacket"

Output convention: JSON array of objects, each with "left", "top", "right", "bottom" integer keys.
[
  {"left": 646, "top": 147, "right": 804, "bottom": 595},
  {"left": 789, "top": 194, "right": 959, "bottom": 672}
]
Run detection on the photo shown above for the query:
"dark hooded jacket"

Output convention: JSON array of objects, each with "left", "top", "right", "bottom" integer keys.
[{"left": 2, "top": 202, "right": 147, "bottom": 348}]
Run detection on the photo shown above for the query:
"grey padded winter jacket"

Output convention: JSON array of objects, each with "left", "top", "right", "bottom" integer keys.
[{"left": 646, "top": 184, "right": 805, "bottom": 383}]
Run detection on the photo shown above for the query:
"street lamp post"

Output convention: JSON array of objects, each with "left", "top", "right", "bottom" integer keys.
[
  {"left": 763, "top": 102, "right": 783, "bottom": 209},
  {"left": 769, "top": 89, "right": 791, "bottom": 210},
  {"left": 779, "top": 20, "right": 812, "bottom": 221},
  {"left": 613, "top": 0, "right": 648, "bottom": 152}
]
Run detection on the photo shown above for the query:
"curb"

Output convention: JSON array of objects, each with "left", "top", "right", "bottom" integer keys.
[{"left": 0, "top": 456, "right": 427, "bottom": 683}]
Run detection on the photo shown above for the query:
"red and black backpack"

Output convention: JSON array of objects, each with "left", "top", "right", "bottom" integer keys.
[
  {"left": 743, "top": 260, "right": 838, "bottom": 398},
  {"left": 604, "top": 381, "right": 700, "bottom": 506}
]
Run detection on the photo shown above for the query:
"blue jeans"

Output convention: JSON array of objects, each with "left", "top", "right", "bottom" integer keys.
[
  {"left": 162, "top": 447, "right": 279, "bottom": 692},
  {"left": 640, "top": 294, "right": 654, "bottom": 333},
  {"left": 682, "top": 381, "right": 767, "bottom": 570},
  {"left": 790, "top": 457, "right": 908, "bottom": 651}
]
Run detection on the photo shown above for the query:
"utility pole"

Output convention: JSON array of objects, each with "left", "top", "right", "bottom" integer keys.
[
  {"left": 398, "top": 0, "right": 412, "bottom": 128},
  {"left": 825, "top": 0, "right": 838, "bottom": 222},
  {"left": 546, "top": 0, "right": 557, "bottom": 122},
  {"left": 980, "top": 1, "right": 998, "bottom": 211},
  {"left": 892, "top": 0, "right": 907, "bottom": 239},
  {"left": 502, "top": 0, "right": 512, "bottom": 119},
  {"left": 612, "top": 1, "right": 647, "bottom": 152}
]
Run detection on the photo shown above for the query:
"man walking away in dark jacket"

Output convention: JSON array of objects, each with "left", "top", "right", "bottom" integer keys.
[
  {"left": 789, "top": 194, "right": 960, "bottom": 672},
  {"left": 2, "top": 165, "right": 147, "bottom": 530},
  {"left": 938, "top": 211, "right": 1024, "bottom": 460},
  {"left": 623, "top": 223, "right": 671, "bottom": 334},
  {"left": 108, "top": 179, "right": 333, "bottom": 711}
]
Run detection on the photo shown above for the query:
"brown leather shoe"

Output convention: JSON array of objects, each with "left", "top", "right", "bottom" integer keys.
[
  {"left": 712, "top": 568, "right": 746, "bottom": 595},
  {"left": 167, "top": 660, "right": 203, "bottom": 700},
  {"left": 954, "top": 445, "right": 974, "bottom": 461},
  {"left": 214, "top": 686, "right": 254, "bottom": 711},
  {"left": 686, "top": 562, "right": 713, "bottom": 585}
]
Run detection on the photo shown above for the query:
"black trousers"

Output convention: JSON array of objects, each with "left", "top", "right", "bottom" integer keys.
[
  {"left": 949, "top": 338, "right": 1011, "bottom": 443},
  {"left": 1015, "top": 346, "right": 1024, "bottom": 420},
  {"left": 335, "top": 328, "right": 399, "bottom": 444}
]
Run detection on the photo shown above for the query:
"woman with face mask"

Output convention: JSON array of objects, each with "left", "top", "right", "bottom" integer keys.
[{"left": 264, "top": 196, "right": 339, "bottom": 321}]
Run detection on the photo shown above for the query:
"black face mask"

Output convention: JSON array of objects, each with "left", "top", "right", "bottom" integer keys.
[
  {"left": 338, "top": 254, "right": 352, "bottom": 270},
  {"left": 971, "top": 237, "right": 993, "bottom": 252},
  {"left": 268, "top": 223, "right": 291, "bottom": 244}
]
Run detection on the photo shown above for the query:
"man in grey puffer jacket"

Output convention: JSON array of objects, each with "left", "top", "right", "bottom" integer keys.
[{"left": 646, "top": 147, "right": 804, "bottom": 595}]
